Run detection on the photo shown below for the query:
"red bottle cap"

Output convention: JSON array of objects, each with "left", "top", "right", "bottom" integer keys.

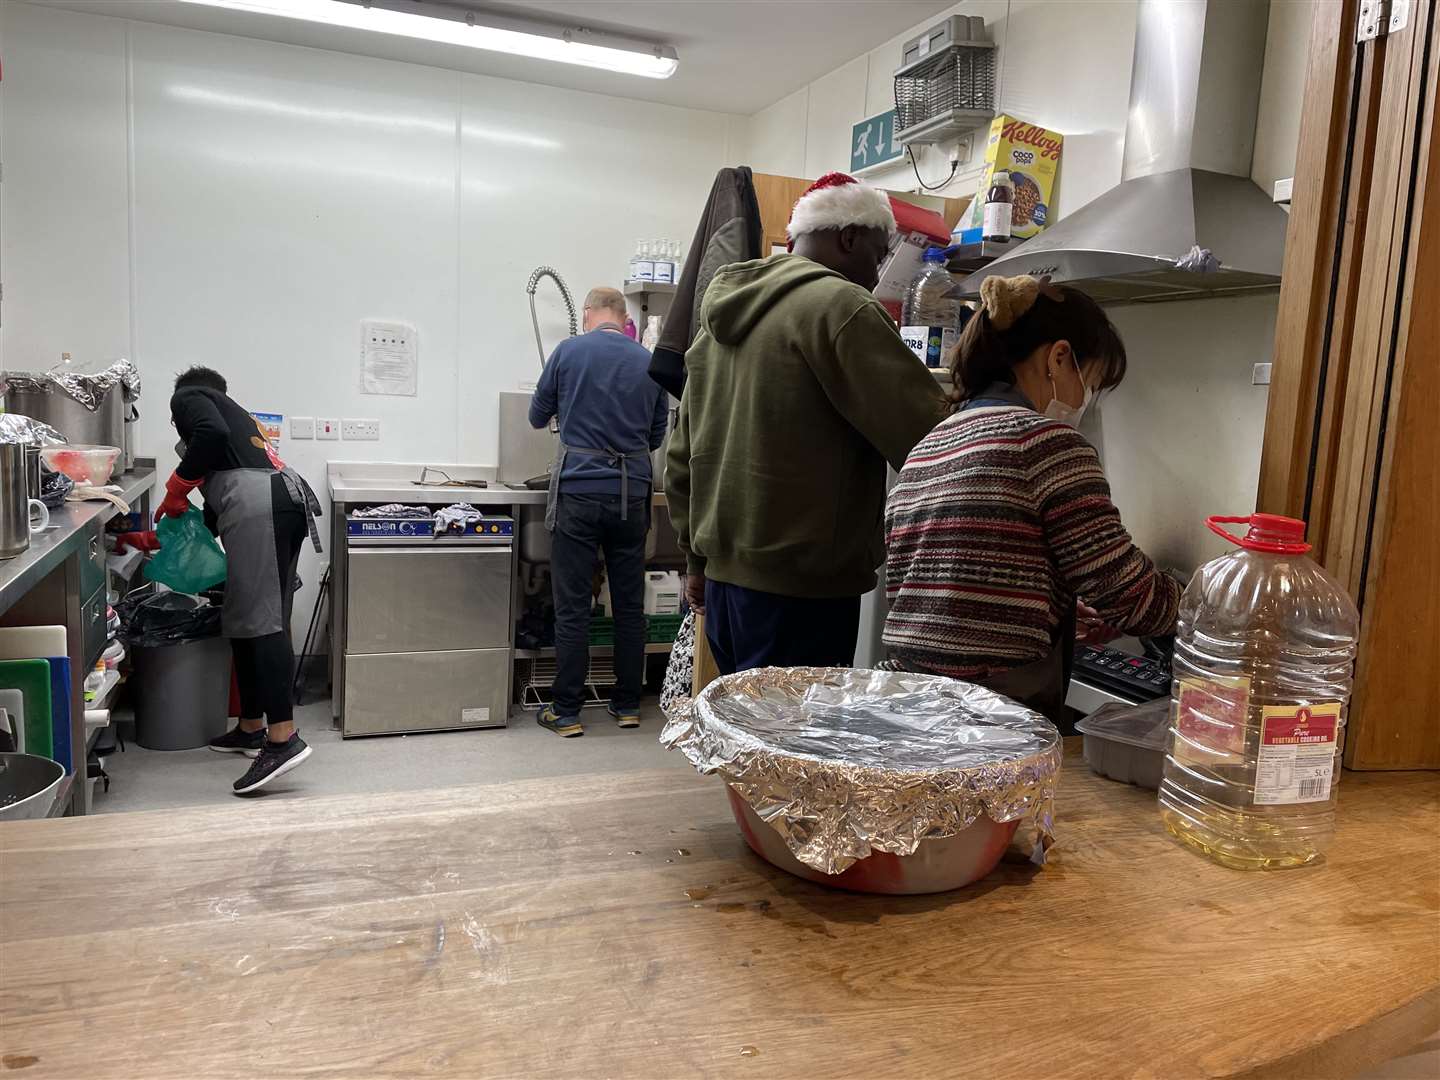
[{"left": 1206, "top": 513, "right": 1311, "bottom": 554}]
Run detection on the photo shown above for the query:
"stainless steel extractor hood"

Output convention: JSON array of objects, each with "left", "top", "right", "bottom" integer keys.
[{"left": 959, "top": 0, "right": 1289, "bottom": 304}]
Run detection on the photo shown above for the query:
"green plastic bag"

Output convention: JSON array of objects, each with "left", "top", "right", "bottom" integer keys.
[{"left": 144, "top": 507, "right": 227, "bottom": 594}]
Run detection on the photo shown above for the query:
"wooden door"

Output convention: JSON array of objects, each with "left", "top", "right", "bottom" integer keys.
[
  {"left": 1258, "top": 0, "right": 1440, "bottom": 768},
  {"left": 752, "top": 174, "right": 815, "bottom": 256}
]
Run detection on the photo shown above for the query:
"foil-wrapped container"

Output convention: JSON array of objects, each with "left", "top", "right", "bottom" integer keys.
[
  {"left": 0, "top": 414, "right": 65, "bottom": 446},
  {"left": 5, "top": 359, "right": 141, "bottom": 410},
  {"left": 661, "top": 667, "right": 1062, "bottom": 878}
]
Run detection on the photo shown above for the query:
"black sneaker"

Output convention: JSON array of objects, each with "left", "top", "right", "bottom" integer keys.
[
  {"left": 210, "top": 724, "right": 265, "bottom": 757},
  {"left": 233, "top": 734, "right": 312, "bottom": 795}
]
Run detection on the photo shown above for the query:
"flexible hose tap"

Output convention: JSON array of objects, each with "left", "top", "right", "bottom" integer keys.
[{"left": 525, "top": 266, "right": 578, "bottom": 370}]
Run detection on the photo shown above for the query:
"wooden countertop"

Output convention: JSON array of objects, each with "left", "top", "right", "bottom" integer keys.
[{"left": 2, "top": 753, "right": 1436, "bottom": 1078}]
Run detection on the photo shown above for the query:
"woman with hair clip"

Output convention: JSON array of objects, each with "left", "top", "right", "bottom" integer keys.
[{"left": 882, "top": 274, "right": 1181, "bottom": 724}]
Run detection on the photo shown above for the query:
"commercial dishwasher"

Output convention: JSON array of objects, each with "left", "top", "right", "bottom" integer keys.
[{"left": 342, "top": 514, "right": 515, "bottom": 736}]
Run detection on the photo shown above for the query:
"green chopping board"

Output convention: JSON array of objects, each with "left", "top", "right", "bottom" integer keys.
[{"left": 0, "top": 659, "right": 53, "bottom": 760}]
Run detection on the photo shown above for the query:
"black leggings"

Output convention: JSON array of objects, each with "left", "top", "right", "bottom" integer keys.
[
  {"left": 233, "top": 505, "right": 306, "bottom": 726},
  {"left": 233, "top": 633, "right": 295, "bottom": 725}
]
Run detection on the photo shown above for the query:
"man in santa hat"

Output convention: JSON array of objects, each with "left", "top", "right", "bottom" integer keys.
[{"left": 666, "top": 172, "right": 948, "bottom": 674}]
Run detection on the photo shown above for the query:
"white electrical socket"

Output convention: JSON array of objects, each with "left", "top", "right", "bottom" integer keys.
[
  {"left": 317, "top": 418, "right": 341, "bottom": 441},
  {"left": 1252, "top": 362, "right": 1273, "bottom": 386},
  {"left": 290, "top": 416, "right": 315, "bottom": 440},
  {"left": 342, "top": 418, "right": 380, "bottom": 441}
]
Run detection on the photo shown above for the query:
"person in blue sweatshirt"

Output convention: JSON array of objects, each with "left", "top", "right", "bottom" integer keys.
[{"left": 529, "top": 287, "right": 669, "bottom": 737}]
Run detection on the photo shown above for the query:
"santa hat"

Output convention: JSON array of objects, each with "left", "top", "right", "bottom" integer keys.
[{"left": 787, "top": 171, "right": 896, "bottom": 241}]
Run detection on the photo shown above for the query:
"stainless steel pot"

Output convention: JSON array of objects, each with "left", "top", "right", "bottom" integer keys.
[
  {"left": 123, "top": 402, "right": 138, "bottom": 471},
  {"left": 0, "top": 752, "right": 66, "bottom": 821},
  {"left": 6, "top": 384, "right": 124, "bottom": 449}
]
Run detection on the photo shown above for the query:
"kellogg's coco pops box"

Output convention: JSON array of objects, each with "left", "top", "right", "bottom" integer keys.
[{"left": 960, "top": 115, "right": 1064, "bottom": 240}]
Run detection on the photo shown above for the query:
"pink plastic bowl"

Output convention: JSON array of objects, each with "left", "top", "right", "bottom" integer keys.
[
  {"left": 725, "top": 785, "right": 1019, "bottom": 895},
  {"left": 40, "top": 444, "right": 121, "bottom": 486}
]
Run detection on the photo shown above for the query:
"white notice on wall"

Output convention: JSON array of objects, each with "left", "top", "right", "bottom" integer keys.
[{"left": 360, "top": 320, "right": 418, "bottom": 396}]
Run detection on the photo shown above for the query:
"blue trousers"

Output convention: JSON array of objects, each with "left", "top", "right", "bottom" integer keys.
[
  {"left": 703, "top": 580, "right": 860, "bottom": 676},
  {"left": 550, "top": 493, "right": 649, "bottom": 716}
]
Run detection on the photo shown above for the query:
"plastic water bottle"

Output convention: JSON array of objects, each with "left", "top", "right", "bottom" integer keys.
[
  {"left": 633, "top": 241, "right": 655, "bottom": 283},
  {"left": 654, "top": 240, "right": 675, "bottom": 284},
  {"left": 1159, "top": 513, "right": 1360, "bottom": 870},
  {"left": 900, "top": 247, "right": 963, "bottom": 367}
]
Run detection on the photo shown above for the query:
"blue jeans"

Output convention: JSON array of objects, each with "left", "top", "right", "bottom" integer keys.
[
  {"left": 704, "top": 580, "right": 860, "bottom": 676},
  {"left": 550, "top": 493, "right": 649, "bottom": 716}
]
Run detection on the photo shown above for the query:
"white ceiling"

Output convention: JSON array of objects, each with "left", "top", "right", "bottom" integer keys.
[{"left": 28, "top": 0, "right": 955, "bottom": 114}]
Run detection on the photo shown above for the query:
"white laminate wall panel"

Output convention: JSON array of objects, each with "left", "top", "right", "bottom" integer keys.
[
  {"left": 455, "top": 74, "right": 728, "bottom": 463},
  {"left": 129, "top": 21, "right": 463, "bottom": 632},
  {"left": 998, "top": 0, "right": 1137, "bottom": 218},
  {"left": 803, "top": 57, "right": 868, "bottom": 181},
  {"left": 0, "top": 1, "right": 131, "bottom": 370},
  {"left": 1097, "top": 294, "right": 1277, "bottom": 573},
  {"left": 743, "top": 88, "right": 810, "bottom": 177},
  {"left": 1253, "top": 0, "right": 1312, "bottom": 196}
]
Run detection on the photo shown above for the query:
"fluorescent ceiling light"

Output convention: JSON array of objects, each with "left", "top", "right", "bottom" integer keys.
[{"left": 177, "top": 0, "right": 679, "bottom": 79}]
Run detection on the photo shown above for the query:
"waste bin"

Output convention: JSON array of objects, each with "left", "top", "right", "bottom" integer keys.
[
  {"left": 131, "top": 636, "right": 231, "bottom": 750},
  {"left": 118, "top": 590, "right": 230, "bottom": 751}
]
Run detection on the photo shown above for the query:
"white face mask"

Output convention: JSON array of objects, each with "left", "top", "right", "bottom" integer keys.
[{"left": 1043, "top": 352, "right": 1094, "bottom": 428}]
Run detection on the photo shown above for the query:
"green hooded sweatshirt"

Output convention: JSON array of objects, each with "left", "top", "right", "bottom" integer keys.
[{"left": 666, "top": 253, "right": 948, "bottom": 599}]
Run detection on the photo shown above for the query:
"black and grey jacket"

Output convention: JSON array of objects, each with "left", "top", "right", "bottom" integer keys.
[{"left": 648, "top": 166, "right": 762, "bottom": 398}]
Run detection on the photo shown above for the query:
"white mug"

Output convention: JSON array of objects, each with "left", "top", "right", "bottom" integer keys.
[{"left": 28, "top": 499, "right": 49, "bottom": 533}]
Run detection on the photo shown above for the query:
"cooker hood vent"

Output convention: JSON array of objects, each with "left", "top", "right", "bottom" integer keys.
[{"left": 959, "top": 0, "right": 1289, "bottom": 305}]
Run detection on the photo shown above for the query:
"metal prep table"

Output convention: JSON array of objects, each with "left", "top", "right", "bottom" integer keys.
[{"left": 0, "top": 462, "right": 156, "bottom": 815}]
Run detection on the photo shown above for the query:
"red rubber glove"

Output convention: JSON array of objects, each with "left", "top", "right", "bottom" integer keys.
[
  {"left": 114, "top": 531, "right": 161, "bottom": 553},
  {"left": 155, "top": 471, "right": 202, "bottom": 522}
]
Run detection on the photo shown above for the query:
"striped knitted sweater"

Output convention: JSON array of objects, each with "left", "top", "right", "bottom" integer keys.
[{"left": 883, "top": 403, "right": 1180, "bottom": 679}]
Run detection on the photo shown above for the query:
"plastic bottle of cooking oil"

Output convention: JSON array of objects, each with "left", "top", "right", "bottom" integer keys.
[{"left": 1158, "top": 514, "right": 1360, "bottom": 870}]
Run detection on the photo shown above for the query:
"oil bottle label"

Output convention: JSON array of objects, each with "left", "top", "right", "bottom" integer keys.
[
  {"left": 1254, "top": 703, "right": 1340, "bottom": 805},
  {"left": 1173, "top": 674, "right": 1251, "bottom": 765}
]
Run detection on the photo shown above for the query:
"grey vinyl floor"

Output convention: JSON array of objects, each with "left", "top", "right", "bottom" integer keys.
[{"left": 92, "top": 698, "right": 690, "bottom": 814}]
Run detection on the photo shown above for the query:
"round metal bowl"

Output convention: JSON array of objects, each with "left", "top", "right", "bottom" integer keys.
[
  {"left": 725, "top": 785, "right": 1019, "bottom": 895},
  {"left": 0, "top": 752, "right": 65, "bottom": 822}
]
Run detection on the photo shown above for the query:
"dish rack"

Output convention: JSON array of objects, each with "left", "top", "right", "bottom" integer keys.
[
  {"left": 516, "top": 655, "right": 616, "bottom": 711},
  {"left": 893, "top": 23, "right": 997, "bottom": 145}
]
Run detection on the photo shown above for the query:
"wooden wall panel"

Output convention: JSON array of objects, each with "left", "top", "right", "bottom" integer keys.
[
  {"left": 1259, "top": 0, "right": 1440, "bottom": 767},
  {"left": 1345, "top": 0, "right": 1440, "bottom": 769}
]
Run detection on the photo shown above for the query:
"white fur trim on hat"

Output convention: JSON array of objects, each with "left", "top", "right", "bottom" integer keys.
[{"left": 787, "top": 173, "right": 896, "bottom": 240}]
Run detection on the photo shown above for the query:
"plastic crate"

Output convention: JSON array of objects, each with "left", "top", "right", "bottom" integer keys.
[
  {"left": 646, "top": 614, "right": 684, "bottom": 643},
  {"left": 588, "top": 617, "right": 615, "bottom": 646}
]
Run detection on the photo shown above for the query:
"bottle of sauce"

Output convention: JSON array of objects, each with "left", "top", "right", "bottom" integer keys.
[{"left": 983, "top": 172, "right": 1014, "bottom": 243}]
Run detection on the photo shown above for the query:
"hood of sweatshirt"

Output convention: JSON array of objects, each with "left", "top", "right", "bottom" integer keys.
[{"left": 701, "top": 254, "right": 852, "bottom": 346}]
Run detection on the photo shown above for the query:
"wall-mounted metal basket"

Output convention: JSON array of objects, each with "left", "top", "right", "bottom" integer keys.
[{"left": 894, "top": 15, "right": 997, "bottom": 145}]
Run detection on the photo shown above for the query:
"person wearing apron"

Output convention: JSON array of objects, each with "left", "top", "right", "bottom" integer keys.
[
  {"left": 159, "top": 367, "right": 323, "bottom": 793},
  {"left": 881, "top": 275, "right": 1181, "bottom": 726},
  {"left": 528, "top": 287, "right": 669, "bottom": 737}
]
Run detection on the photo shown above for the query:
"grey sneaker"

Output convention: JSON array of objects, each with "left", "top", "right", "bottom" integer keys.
[
  {"left": 607, "top": 705, "right": 640, "bottom": 729},
  {"left": 537, "top": 705, "right": 583, "bottom": 737}
]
